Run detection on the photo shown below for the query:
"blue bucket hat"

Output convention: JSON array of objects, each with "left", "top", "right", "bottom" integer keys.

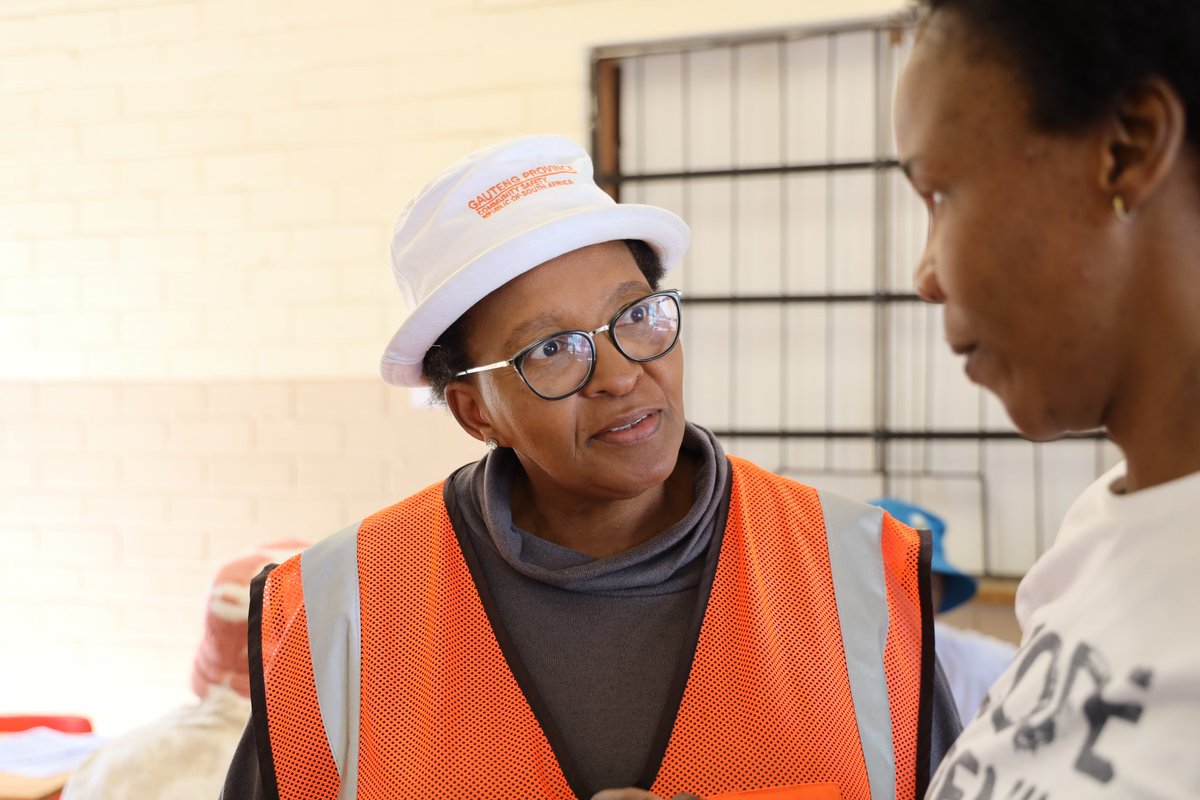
[{"left": 867, "top": 497, "right": 977, "bottom": 613}]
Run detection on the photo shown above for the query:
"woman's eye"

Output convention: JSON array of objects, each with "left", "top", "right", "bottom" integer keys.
[{"left": 528, "top": 335, "right": 577, "bottom": 361}]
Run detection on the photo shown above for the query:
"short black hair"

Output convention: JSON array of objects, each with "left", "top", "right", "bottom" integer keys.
[
  {"left": 919, "top": 0, "right": 1200, "bottom": 150},
  {"left": 420, "top": 239, "right": 666, "bottom": 404}
]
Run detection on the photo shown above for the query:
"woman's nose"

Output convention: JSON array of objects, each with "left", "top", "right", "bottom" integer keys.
[
  {"left": 582, "top": 334, "right": 641, "bottom": 397},
  {"left": 913, "top": 250, "right": 946, "bottom": 304}
]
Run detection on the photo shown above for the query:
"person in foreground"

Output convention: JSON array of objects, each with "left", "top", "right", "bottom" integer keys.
[
  {"left": 62, "top": 542, "right": 305, "bottom": 800},
  {"left": 894, "top": 1, "right": 1200, "bottom": 796},
  {"left": 220, "top": 135, "right": 960, "bottom": 800}
]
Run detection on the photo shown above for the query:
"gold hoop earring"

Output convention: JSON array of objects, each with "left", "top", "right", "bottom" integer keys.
[{"left": 1113, "top": 195, "right": 1136, "bottom": 223}]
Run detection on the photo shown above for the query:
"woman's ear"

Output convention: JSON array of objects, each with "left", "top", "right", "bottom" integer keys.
[
  {"left": 444, "top": 381, "right": 494, "bottom": 445},
  {"left": 1101, "top": 76, "right": 1187, "bottom": 212}
]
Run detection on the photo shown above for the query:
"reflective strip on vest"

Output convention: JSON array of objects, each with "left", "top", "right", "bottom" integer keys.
[
  {"left": 818, "top": 490, "right": 894, "bottom": 800},
  {"left": 300, "top": 522, "right": 363, "bottom": 800}
]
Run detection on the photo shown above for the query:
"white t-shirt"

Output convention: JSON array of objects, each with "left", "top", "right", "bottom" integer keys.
[
  {"left": 935, "top": 621, "right": 1017, "bottom": 726},
  {"left": 927, "top": 463, "right": 1200, "bottom": 799}
]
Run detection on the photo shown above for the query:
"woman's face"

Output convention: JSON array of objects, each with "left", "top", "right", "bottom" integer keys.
[
  {"left": 449, "top": 240, "right": 686, "bottom": 503},
  {"left": 894, "top": 13, "right": 1134, "bottom": 440}
]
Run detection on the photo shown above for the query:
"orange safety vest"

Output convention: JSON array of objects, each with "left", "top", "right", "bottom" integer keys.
[{"left": 249, "top": 456, "right": 933, "bottom": 800}]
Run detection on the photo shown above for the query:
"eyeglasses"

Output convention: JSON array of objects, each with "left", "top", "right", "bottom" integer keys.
[{"left": 455, "top": 290, "right": 682, "bottom": 401}]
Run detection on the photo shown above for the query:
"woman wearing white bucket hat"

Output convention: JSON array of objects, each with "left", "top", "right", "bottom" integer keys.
[{"left": 221, "top": 135, "right": 960, "bottom": 800}]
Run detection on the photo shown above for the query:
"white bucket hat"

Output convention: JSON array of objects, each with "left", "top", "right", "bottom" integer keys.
[{"left": 380, "top": 135, "right": 691, "bottom": 387}]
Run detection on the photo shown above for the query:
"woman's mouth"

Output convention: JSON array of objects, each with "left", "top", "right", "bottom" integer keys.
[
  {"left": 949, "top": 340, "right": 981, "bottom": 381},
  {"left": 594, "top": 410, "right": 660, "bottom": 444},
  {"left": 609, "top": 413, "right": 649, "bottom": 432}
]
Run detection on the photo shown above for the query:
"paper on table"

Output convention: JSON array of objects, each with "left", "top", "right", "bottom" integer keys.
[{"left": 0, "top": 728, "right": 105, "bottom": 778}]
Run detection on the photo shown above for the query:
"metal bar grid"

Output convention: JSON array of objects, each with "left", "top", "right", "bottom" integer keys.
[
  {"left": 597, "top": 159, "right": 900, "bottom": 183},
  {"left": 705, "top": 430, "right": 1108, "bottom": 441},
  {"left": 683, "top": 293, "right": 922, "bottom": 303},
  {"left": 589, "top": 20, "right": 1116, "bottom": 579}
]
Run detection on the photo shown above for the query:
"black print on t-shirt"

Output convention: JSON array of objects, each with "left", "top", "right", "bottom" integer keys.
[{"left": 928, "top": 625, "right": 1153, "bottom": 800}]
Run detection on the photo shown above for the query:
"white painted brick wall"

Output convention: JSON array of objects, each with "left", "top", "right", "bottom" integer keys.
[
  {"left": 0, "top": 379, "right": 483, "bottom": 732},
  {"left": 1, "top": 0, "right": 900, "bottom": 382}
]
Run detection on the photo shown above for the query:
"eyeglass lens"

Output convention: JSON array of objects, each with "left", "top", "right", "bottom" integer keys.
[{"left": 518, "top": 293, "right": 680, "bottom": 399}]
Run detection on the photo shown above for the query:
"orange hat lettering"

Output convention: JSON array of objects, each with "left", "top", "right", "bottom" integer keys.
[{"left": 468, "top": 165, "right": 578, "bottom": 219}]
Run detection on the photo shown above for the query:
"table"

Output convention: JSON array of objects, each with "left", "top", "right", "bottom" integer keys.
[{"left": 0, "top": 772, "right": 67, "bottom": 800}]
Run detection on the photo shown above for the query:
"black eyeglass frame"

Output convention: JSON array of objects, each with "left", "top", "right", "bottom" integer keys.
[{"left": 453, "top": 289, "right": 683, "bottom": 401}]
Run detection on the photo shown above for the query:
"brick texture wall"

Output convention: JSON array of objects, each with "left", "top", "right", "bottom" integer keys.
[
  {"left": 2, "top": 0, "right": 901, "bottom": 382},
  {"left": 2, "top": 0, "right": 905, "bottom": 733},
  {"left": 0, "top": 380, "right": 480, "bottom": 730}
]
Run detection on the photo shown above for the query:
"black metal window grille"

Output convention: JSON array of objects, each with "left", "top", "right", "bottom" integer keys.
[{"left": 591, "top": 19, "right": 1121, "bottom": 580}]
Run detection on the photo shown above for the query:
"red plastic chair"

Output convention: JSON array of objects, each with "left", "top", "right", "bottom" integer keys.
[{"left": 0, "top": 715, "right": 93, "bottom": 734}]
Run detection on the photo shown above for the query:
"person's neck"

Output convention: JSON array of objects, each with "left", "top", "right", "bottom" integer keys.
[
  {"left": 509, "top": 456, "right": 698, "bottom": 558},
  {"left": 1104, "top": 244, "right": 1200, "bottom": 493},
  {"left": 1107, "top": 354, "right": 1200, "bottom": 493}
]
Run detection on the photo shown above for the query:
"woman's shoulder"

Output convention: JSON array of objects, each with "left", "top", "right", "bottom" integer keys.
[
  {"left": 725, "top": 454, "right": 802, "bottom": 484},
  {"left": 366, "top": 479, "right": 451, "bottom": 521},
  {"left": 724, "top": 457, "right": 913, "bottom": 539},
  {"left": 725, "top": 454, "right": 835, "bottom": 499}
]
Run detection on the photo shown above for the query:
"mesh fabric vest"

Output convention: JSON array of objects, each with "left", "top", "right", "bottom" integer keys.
[{"left": 254, "top": 456, "right": 928, "bottom": 799}]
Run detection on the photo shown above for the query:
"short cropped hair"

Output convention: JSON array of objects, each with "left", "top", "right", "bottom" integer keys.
[{"left": 919, "top": 0, "right": 1200, "bottom": 150}]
